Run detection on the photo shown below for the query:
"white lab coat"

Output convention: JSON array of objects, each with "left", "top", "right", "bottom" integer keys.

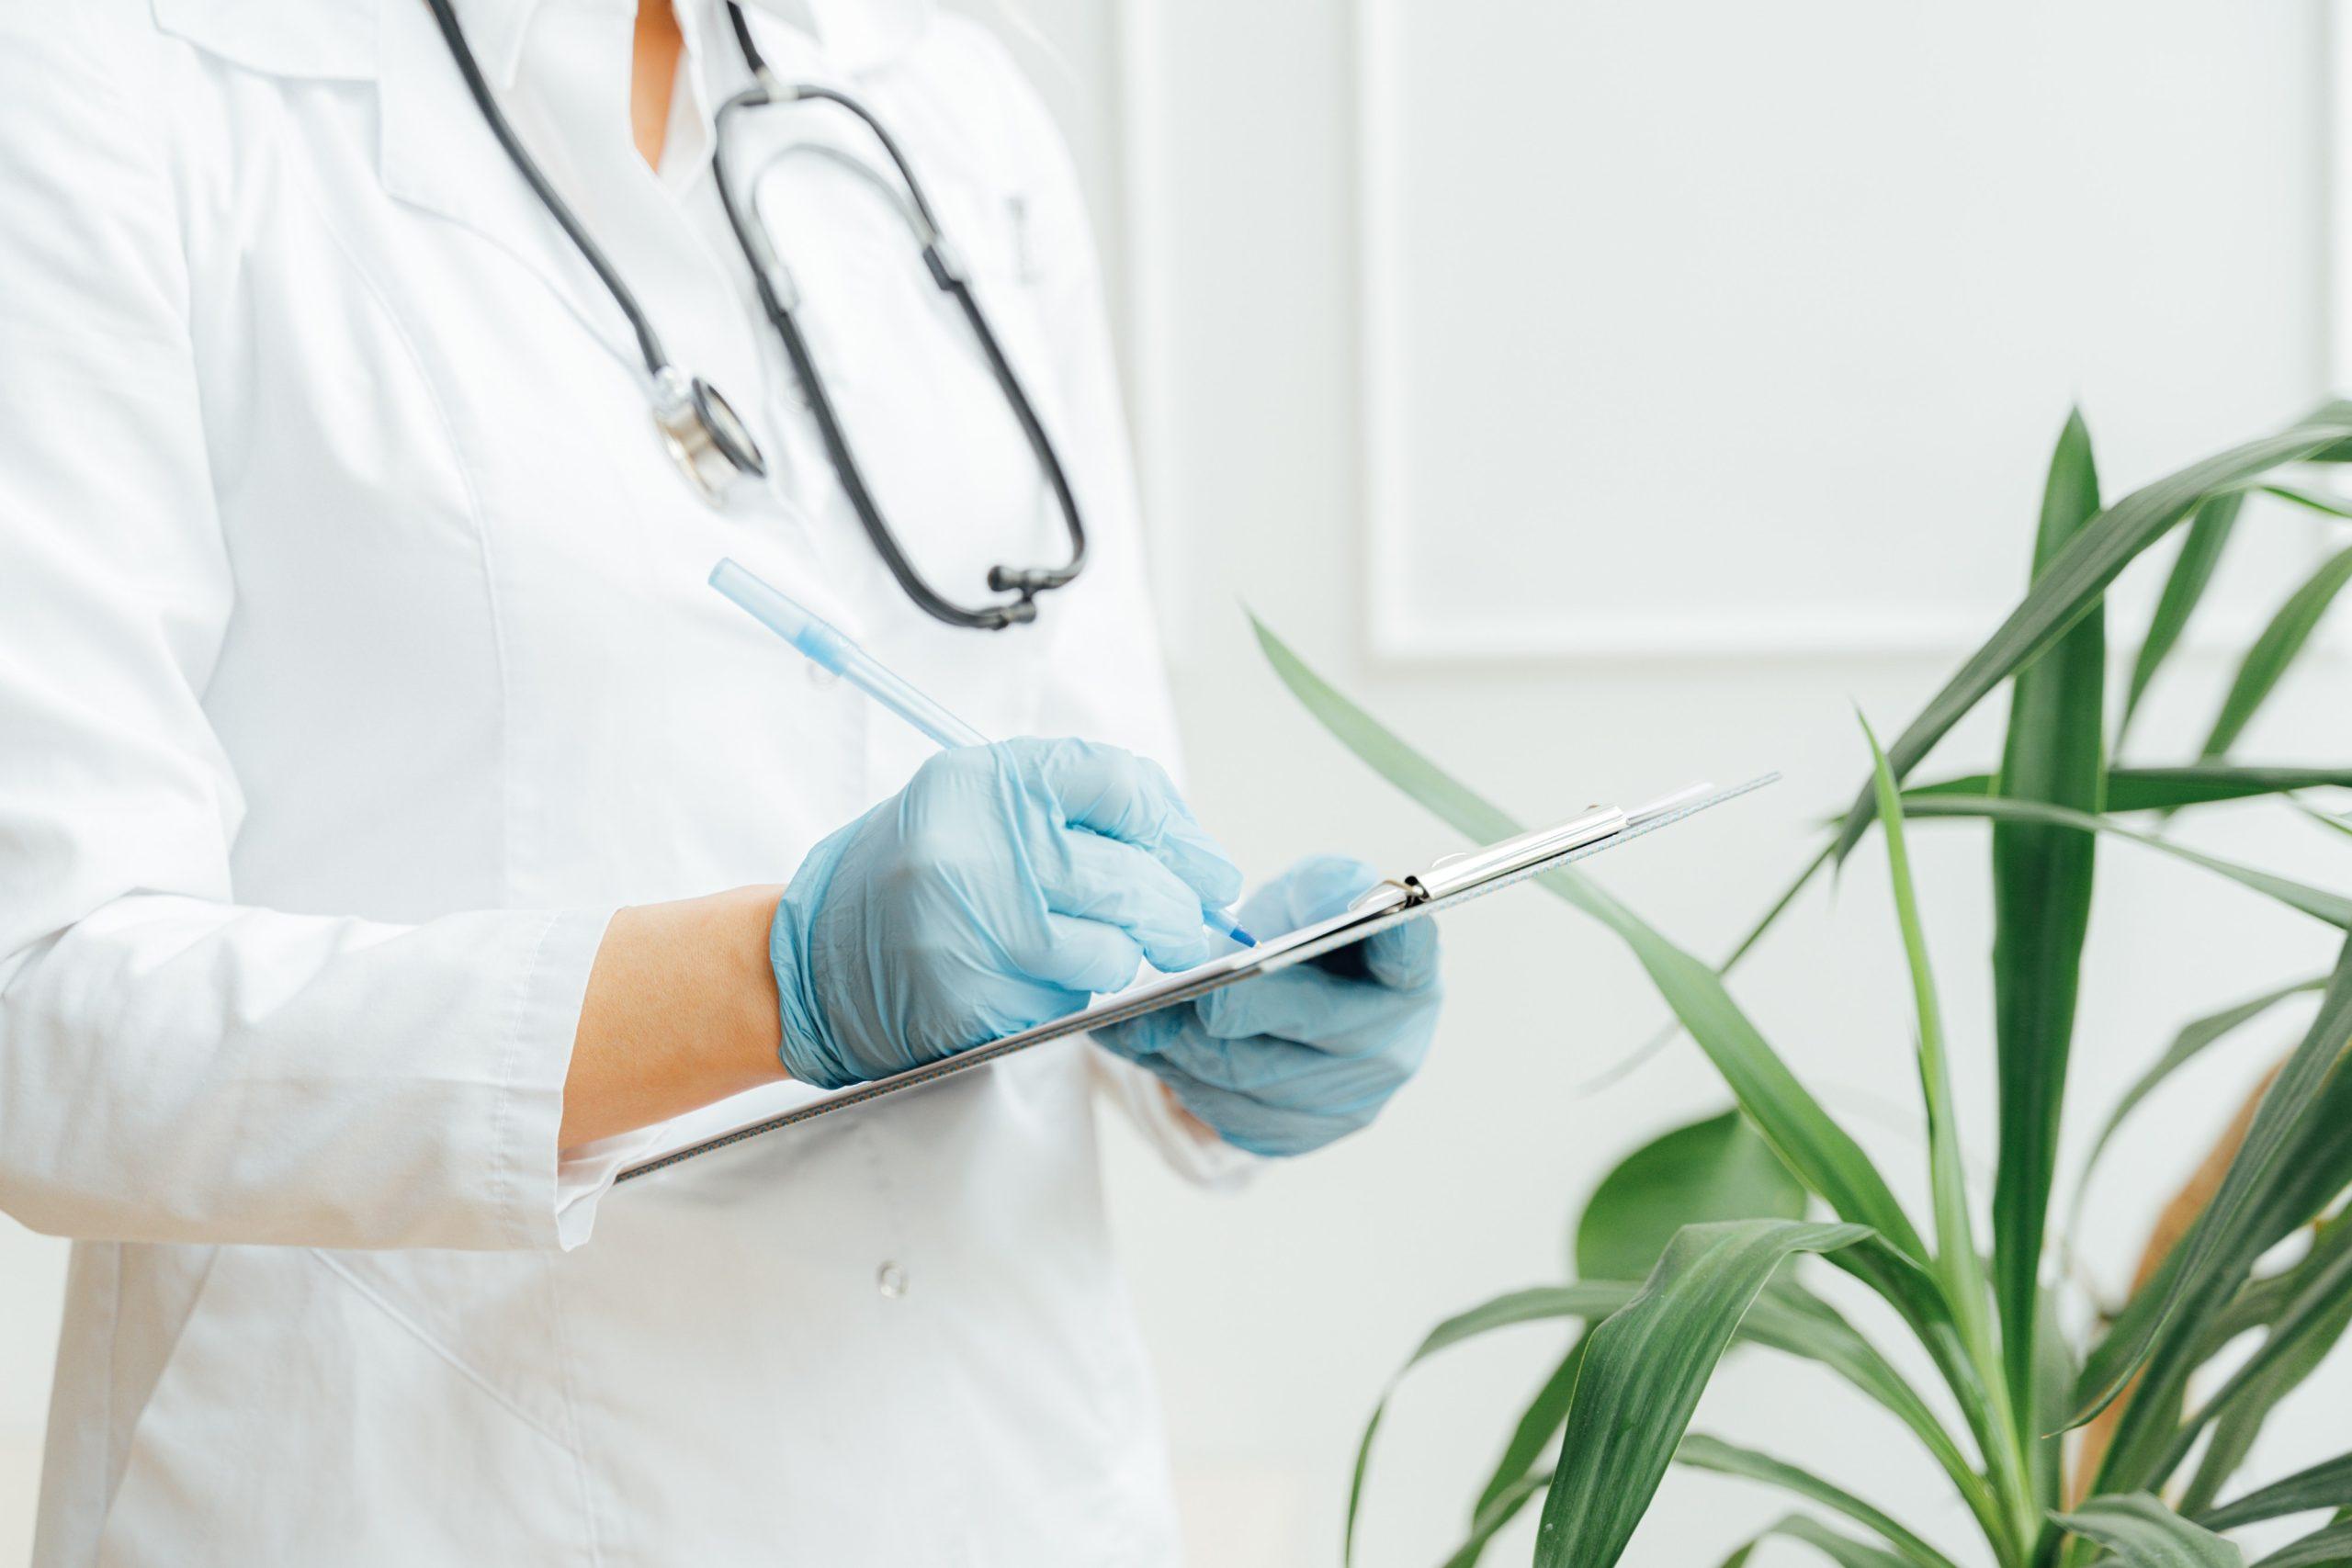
[{"left": 0, "top": 1, "right": 1240, "bottom": 1561}]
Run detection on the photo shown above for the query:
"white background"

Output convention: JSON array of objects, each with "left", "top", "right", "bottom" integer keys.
[{"left": 6, "top": 2, "right": 2352, "bottom": 1563}]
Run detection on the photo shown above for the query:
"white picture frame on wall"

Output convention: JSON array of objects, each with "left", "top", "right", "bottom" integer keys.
[{"left": 1350, "top": 0, "right": 2347, "bottom": 665}]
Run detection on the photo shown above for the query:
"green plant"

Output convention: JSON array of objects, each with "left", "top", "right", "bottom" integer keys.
[{"left": 1272, "top": 404, "right": 2352, "bottom": 1567}]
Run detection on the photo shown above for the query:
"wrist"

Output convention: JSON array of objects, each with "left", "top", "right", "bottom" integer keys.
[
  {"left": 720, "top": 884, "right": 791, "bottom": 1084},
  {"left": 560, "top": 884, "right": 790, "bottom": 1151},
  {"left": 766, "top": 864, "right": 859, "bottom": 1091}
]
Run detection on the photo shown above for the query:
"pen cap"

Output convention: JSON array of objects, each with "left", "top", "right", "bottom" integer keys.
[
  {"left": 710, "top": 558, "right": 989, "bottom": 750},
  {"left": 711, "top": 558, "right": 849, "bottom": 672}
]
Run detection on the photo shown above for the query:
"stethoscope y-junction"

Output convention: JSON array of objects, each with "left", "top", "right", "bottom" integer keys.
[{"left": 424, "top": 0, "right": 1087, "bottom": 629}]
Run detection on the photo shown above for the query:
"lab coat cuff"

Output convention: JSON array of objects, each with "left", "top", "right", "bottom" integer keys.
[
  {"left": 493, "top": 905, "right": 620, "bottom": 1250},
  {"left": 552, "top": 1123, "right": 665, "bottom": 1250},
  {"left": 1089, "top": 1046, "right": 1261, "bottom": 1191}
]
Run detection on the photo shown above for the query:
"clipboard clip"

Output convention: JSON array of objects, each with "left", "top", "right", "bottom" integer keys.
[{"left": 1352, "top": 877, "right": 1423, "bottom": 911}]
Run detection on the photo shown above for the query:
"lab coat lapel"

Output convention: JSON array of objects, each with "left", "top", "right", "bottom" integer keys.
[
  {"left": 374, "top": 0, "right": 647, "bottom": 376},
  {"left": 150, "top": 0, "right": 378, "bottom": 79}
]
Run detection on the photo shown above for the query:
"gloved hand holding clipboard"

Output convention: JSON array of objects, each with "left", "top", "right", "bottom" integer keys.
[{"left": 617, "top": 774, "right": 1774, "bottom": 1183}]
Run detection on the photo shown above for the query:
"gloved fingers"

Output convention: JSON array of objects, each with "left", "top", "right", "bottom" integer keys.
[
  {"left": 1089, "top": 1006, "right": 1189, "bottom": 1063},
  {"left": 1238, "top": 854, "right": 1383, "bottom": 937},
  {"left": 1356, "top": 913, "right": 1441, "bottom": 992},
  {"left": 1022, "top": 913, "right": 1148, "bottom": 996},
  {"left": 1035, "top": 829, "right": 1224, "bottom": 975},
  {"left": 1195, "top": 960, "right": 1440, "bottom": 1048},
  {"left": 1157, "top": 1075, "right": 1367, "bottom": 1158},
  {"left": 1009, "top": 738, "right": 1244, "bottom": 910},
  {"left": 1153, "top": 1031, "right": 1409, "bottom": 1128}
]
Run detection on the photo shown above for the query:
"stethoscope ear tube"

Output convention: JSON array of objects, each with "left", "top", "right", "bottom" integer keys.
[
  {"left": 716, "top": 60, "right": 1088, "bottom": 630},
  {"left": 427, "top": 0, "right": 1090, "bottom": 632}
]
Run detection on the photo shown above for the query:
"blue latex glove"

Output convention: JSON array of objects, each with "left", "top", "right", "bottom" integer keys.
[
  {"left": 771, "top": 738, "right": 1243, "bottom": 1089},
  {"left": 1094, "top": 855, "right": 1442, "bottom": 1156}
]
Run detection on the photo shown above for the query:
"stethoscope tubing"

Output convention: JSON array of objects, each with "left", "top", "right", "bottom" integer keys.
[
  {"left": 425, "top": 0, "right": 1089, "bottom": 631},
  {"left": 422, "top": 0, "right": 672, "bottom": 378}
]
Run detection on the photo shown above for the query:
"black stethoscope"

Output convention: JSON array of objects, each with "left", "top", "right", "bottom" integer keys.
[{"left": 423, "top": 0, "right": 1086, "bottom": 630}]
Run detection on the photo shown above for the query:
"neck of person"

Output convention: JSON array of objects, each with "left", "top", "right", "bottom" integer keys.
[{"left": 630, "top": 0, "right": 685, "bottom": 171}]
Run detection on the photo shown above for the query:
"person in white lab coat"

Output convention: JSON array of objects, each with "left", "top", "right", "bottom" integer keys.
[{"left": 0, "top": 1, "right": 1446, "bottom": 1563}]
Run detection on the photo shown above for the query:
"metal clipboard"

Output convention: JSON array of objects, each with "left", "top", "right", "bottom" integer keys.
[{"left": 616, "top": 773, "right": 1777, "bottom": 1183}]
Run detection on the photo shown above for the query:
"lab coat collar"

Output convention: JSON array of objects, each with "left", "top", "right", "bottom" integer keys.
[
  {"left": 372, "top": 0, "right": 647, "bottom": 373},
  {"left": 447, "top": 0, "right": 544, "bottom": 90},
  {"left": 149, "top": 0, "right": 939, "bottom": 85},
  {"left": 741, "top": 0, "right": 937, "bottom": 76},
  {"left": 146, "top": 0, "right": 539, "bottom": 86},
  {"left": 147, "top": 0, "right": 944, "bottom": 373}
]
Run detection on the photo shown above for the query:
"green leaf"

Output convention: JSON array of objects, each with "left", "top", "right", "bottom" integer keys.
[
  {"left": 1738, "top": 1282, "right": 2008, "bottom": 1546},
  {"left": 1249, "top": 613, "right": 1517, "bottom": 844},
  {"left": 1899, "top": 795, "right": 2352, "bottom": 929},
  {"left": 1577, "top": 1111, "right": 1809, "bottom": 1280},
  {"left": 2054, "top": 1495, "right": 2246, "bottom": 1567},
  {"left": 2070, "top": 937, "right": 2352, "bottom": 1431},
  {"left": 2300, "top": 802, "right": 2352, "bottom": 842},
  {"left": 1865, "top": 716, "right": 2031, "bottom": 1545},
  {"left": 2121, "top": 491, "right": 2245, "bottom": 746},
  {"left": 2032, "top": 1286, "right": 2078, "bottom": 1523},
  {"left": 1544, "top": 886, "right": 1930, "bottom": 1259},
  {"left": 2093, "top": 1055, "right": 2352, "bottom": 1497},
  {"left": 1990, "top": 410, "right": 2106, "bottom": 1433},
  {"left": 1250, "top": 619, "right": 2033, "bottom": 1554},
  {"left": 1451, "top": 1110, "right": 1811, "bottom": 1554},
  {"left": 1904, "top": 765, "right": 2352, "bottom": 813},
  {"left": 2255, "top": 482, "right": 2352, "bottom": 520},
  {"left": 1863, "top": 717, "right": 2002, "bottom": 1371},
  {"left": 2068, "top": 977, "right": 2327, "bottom": 1243},
  {"left": 2177, "top": 1216, "right": 2352, "bottom": 1506},
  {"left": 1439, "top": 1469, "right": 1553, "bottom": 1568},
  {"left": 1443, "top": 1274, "right": 2003, "bottom": 1568},
  {"left": 2200, "top": 545, "right": 2352, "bottom": 760},
  {"left": 1253, "top": 621, "right": 2027, "bottom": 1551},
  {"left": 2187, "top": 1298, "right": 2352, "bottom": 1519},
  {"left": 1532, "top": 1219, "right": 1871, "bottom": 1567},
  {"left": 2203, "top": 1451, "right": 2352, "bottom": 1532},
  {"left": 1758, "top": 1513, "right": 1921, "bottom": 1568},
  {"left": 2249, "top": 1519, "right": 2352, "bottom": 1568},
  {"left": 1677, "top": 1434, "right": 1961, "bottom": 1568},
  {"left": 1580, "top": 844, "right": 1831, "bottom": 1096},
  {"left": 1250, "top": 615, "right": 1928, "bottom": 1266},
  {"left": 2182, "top": 1213, "right": 2352, "bottom": 1504},
  {"left": 1343, "top": 1282, "right": 1635, "bottom": 1565},
  {"left": 1461, "top": 1341, "right": 1583, "bottom": 1562},
  {"left": 1832, "top": 400, "right": 2352, "bottom": 862}
]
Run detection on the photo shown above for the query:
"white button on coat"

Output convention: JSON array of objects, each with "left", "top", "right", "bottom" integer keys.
[{"left": 0, "top": 1, "right": 1245, "bottom": 1562}]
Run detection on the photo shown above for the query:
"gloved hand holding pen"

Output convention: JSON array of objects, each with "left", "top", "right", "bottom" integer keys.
[
  {"left": 769, "top": 737, "right": 1245, "bottom": 1089},
  {"left": 722, "top": 561, "right": 1443, "bottom": 1125}
]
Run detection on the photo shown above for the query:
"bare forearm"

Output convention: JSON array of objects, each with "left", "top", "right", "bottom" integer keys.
[{"left": 561, "top": 886, "right": 788, "bottom": 1149}]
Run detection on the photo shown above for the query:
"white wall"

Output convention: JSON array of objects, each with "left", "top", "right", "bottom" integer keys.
[
  {"left": 1076, "top": 2, "right": 2352, "bottom": 1565},
  {"left": 5, "top": 3, "right": 2349, "bottom": 1564},
  {"left": 0, "top": 1227, "right": 53, "bottom": 1562}
]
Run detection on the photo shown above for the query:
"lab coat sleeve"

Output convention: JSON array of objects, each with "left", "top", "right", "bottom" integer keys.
[
  {"left": 965, "top": 27, "right": 1258, "bottom": 1189},
  {"left": 0, "top": 10, "right": 609, "bottom": 1252}
]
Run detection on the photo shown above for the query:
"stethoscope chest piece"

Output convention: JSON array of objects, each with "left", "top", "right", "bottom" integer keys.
[{"left": 651, "top": 367, "right": 766, "bottom": 503}]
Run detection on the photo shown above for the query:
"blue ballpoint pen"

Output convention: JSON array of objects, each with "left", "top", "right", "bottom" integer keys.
[{"left": 710, "top": 558, "right": 1256, "bottom": 949}]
